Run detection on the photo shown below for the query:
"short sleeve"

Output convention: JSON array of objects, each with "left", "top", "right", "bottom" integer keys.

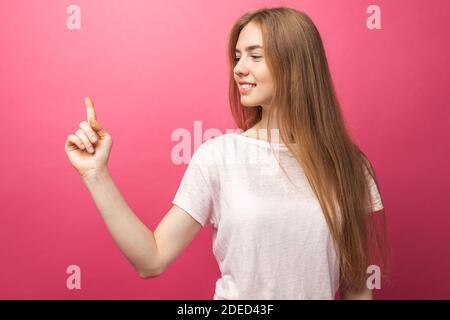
[
  {"left": 172, "top": 143, "right": 215, "bottom": 228},
  {"left": 364, "top": 163, "right": 384, "bottom": 213}
]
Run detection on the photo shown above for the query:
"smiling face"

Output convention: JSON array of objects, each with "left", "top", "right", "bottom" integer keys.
[{"left": 233, "top": 21, "right": 274, "bottom": 108}]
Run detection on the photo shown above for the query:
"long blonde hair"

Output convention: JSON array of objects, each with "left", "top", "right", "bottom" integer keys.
[{"left": 227, "top": 7, "right": 389, "bottom": 292}]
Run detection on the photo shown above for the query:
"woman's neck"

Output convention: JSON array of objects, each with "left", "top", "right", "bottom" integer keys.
[{"left": 244, "top": 106, "right": 282, "bottom": 143}]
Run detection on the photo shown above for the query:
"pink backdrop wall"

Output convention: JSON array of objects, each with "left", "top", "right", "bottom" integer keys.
[{"left": 1, "top": 0, "right": 449, "bottom": 299}]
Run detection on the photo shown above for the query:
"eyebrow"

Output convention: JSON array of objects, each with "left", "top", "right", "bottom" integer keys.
[{"left": 235, "top": 45, "right": 263, "bottom": 53}]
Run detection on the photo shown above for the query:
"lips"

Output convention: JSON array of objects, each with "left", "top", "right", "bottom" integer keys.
[
  {"left": 238, "top": 83, "right": 256, "bottom": 94},
  {"left": 238, "top": 80, "right": 257, "bottom": 88},
  {"left": 238, "top": 80, "right": 256, "bottom": 85},
  {"left": 240, "top": 83, "right": 256, "bottom": 89}
]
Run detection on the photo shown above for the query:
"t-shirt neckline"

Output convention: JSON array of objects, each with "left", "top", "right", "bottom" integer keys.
[{"left": 230, "top": 132, "right": 289, "bottom": 149}]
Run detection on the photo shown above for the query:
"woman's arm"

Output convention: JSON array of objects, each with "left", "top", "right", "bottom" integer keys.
[
  {"left": 67, "top": 97, "right": 203, "bottom": 279},
  {"left": 82, "top": 167, "right": 162, "bottom": 277},
  {"left": 82, "top": 167, "right": 203, "bottom": 278}
]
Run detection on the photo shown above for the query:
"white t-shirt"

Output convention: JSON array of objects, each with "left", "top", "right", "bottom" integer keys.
[{"left": 172, "top": 133, "right": 384, "bottom": 300}]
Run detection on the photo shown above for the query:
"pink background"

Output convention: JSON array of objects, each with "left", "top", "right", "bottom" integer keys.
[{"left": 1, "top": 0, "right": 449, "bottom": 299}]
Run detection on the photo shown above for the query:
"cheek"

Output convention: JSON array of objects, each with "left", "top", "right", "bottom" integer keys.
[
  {"left": 254, "top": 65, "right": 273, "bottom": 88},
  {"left": 255, "top": 74, "right": 274, "bottom": 96}
]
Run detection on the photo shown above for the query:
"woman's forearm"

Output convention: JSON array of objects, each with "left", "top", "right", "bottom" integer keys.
[{"left": 81, "top": 167, "right": 161, "bottom": 278}]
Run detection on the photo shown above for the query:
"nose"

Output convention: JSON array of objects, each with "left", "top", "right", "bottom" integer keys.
[{"left": 233, "top": 59, "right": 249, "bottom": 77}]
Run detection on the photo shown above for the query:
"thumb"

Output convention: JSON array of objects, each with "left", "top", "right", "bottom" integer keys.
[
  {"left": 90, "top": 117, "right": 106, "bottom": 138},
  {"left": 85, "top": 96, "right": 106, "bottom": 137}
]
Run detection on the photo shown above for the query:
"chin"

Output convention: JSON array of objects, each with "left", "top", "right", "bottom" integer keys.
[{"left": 240, "top": 98, "right": 261, "bottom": 107}]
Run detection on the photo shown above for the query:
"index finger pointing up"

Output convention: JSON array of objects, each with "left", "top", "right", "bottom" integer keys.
[{"left": 85, "top": 96, "right": 97, "bottom": 124}]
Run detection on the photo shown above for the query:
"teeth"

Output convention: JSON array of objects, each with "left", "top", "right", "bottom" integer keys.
[{"left": 241, "top": 83, "right": 256, "bottom": 88}]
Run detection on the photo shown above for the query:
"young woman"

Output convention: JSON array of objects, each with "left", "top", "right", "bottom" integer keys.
[{"left": 64, "top": 7, "right": 388, "bottom": 300}]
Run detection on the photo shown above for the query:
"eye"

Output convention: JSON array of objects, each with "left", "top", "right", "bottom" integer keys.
[{"left": 234, "top": 56, "right": 261, "bottom": 63}]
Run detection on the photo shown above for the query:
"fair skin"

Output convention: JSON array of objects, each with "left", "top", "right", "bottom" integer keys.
[
  {"left": 233, "top": 21, "right": 278, "bottom": 141},
  {"left": 64, "top": 22, "right": 372, "bottom": 299},
  {"left": 65, "top": 97, "right": 204, "bottom": 278}
]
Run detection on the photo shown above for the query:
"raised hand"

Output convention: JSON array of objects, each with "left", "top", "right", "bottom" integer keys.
[{"left": 64, "top": 97, "right": 113, "bottom": 177}]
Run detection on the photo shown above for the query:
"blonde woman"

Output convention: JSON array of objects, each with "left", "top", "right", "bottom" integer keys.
[{"left": 64, "top": 7, "right": 389, "bottom": 300}]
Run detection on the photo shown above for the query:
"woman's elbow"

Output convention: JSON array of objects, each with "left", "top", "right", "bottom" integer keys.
[{"left": 137, "top": 265, "right": 164, "bottom": 279}]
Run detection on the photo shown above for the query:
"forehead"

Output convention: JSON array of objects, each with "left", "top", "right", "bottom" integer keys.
[{"left": 235, "top": 22, "right": 263, "bottom": 51}]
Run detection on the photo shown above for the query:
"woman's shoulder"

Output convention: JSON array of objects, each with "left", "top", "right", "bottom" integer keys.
[
  {"left": 192, "top": 133, "right": 239, "bottom": 165},
  {"left": 198, "top": 132, "right": 239, "bottom": 149}
]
